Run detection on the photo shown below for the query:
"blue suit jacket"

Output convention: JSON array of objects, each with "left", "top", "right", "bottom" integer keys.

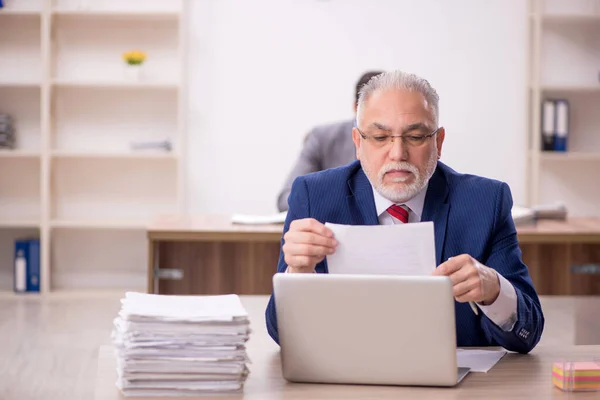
[{"left": 265, "top": 160, "right": 545, "bottom": 354}]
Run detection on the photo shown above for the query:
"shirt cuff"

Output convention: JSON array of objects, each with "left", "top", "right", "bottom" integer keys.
[
  {"left": 477, "top": 272, "right": 518, "bottom": 332},
  {"left": 284, "top": 266, "right": 316, "bottom": 273}
]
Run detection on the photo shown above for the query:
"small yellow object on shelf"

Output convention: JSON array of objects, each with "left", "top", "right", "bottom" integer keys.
[{"left": 122, "top": 50, "right": 147, "bottom": 65}]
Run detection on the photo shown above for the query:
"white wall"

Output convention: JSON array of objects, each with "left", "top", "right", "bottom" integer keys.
[{"left": 186, "top": 0, "right": 529, "bottom": 215}]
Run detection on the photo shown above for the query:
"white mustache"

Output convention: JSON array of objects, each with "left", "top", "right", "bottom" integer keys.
[{"left": 378, "top": 163, "right": 419, "bottom": 182}]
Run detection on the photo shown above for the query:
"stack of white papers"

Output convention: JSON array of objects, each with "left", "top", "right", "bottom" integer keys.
[{"left": 111, "top": 292, "right": 251, "bottom": 397}]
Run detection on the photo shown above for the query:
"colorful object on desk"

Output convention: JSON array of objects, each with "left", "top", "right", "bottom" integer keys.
[{"left": 552, "top": 361, "right": 600, "bottom": 391}]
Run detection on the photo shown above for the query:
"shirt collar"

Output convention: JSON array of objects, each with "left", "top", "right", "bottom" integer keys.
[{"left": 371, "top": 182, "right": 428, "bottom": 221}]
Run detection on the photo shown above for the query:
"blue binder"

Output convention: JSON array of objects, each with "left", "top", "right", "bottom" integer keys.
[
  {"left": 14, "top": 239, "right": 40, "bottom": 293},
  {"left": 553, "top": 99, "right": 569, "bottom": 152}
]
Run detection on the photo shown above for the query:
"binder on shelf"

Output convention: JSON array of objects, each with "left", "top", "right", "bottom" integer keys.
[
  {"left": 0, "top": 114, "right": 16, "bottom": 150},
  {"left": 541, "top": 100, "right": 556, "bottom": 151},
  {"left": 14, "top": 239, "right": 40, "bottom": 293},
  {"left": 554, "top": 99, "right": 569, "bottom": 152}
]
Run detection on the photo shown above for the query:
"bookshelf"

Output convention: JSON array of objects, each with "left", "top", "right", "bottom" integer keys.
[
  {"left": 0, "top": 0, "right": 187, "bottom": 294},
  {"left": 528, "top": 0, "right": 600, "bottom": 216}
]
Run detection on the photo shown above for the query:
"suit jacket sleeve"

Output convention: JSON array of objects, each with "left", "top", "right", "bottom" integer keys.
[
  {"left": 276, "top": 129, "right": 323, "bottom": 212},
  {"left": 267, "top": 175, "right": 326, "bottom": 344},
  {"left": 480, "top": 182, "right": 545, "bottom": 354}
]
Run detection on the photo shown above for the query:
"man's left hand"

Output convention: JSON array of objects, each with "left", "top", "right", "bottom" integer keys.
[{"left": 432, "top": 254, "right": 500, "bottom": 305}]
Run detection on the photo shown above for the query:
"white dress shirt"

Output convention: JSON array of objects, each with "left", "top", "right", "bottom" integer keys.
[{"left": 371, "top": 185, "right": 518, "bottom": 332}]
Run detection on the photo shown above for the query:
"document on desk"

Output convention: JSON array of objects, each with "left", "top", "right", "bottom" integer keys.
[
  {"left": 325, "top": 222, "right": 436, "bottom": 276},
  {"left": 456, "top": 349, "right": 507, "bottom": 373}
]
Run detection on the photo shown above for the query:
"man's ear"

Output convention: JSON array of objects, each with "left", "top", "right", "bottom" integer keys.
[
  {"left": 435, "top": 127, "right": 445, "bottom": 159},
  {"left": 352, "top": 127, "right": 362, "bottom": 160}
]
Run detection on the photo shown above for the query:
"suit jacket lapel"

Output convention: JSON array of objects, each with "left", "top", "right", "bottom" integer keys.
[
  {"left": 421, "top": 164, "right": 450, "bottom": 266},
  {"left": 346, "top": 168, "right": 379, "bottom": 226}
]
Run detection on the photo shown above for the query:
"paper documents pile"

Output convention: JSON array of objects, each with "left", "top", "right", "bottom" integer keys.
[{"left": 111, "top": 292, "right": 251, "bottom": 397}]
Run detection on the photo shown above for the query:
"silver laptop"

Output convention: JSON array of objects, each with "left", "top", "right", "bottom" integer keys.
[{"left": 273, "top": 273, "right": 470, "bottom": 387}]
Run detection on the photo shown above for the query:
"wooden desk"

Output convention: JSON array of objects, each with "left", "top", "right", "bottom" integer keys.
[
  {"left": 518, "top": 219, "right": 600, "bottom": 295},
  {"left": 147, "top": 215, "right": 282, "bottom": 295},
  {"left": 95, "top": 296, "right": 600, "bottom": 400},
  {"left": 148, "top": 216, "right": 600, "bottom": 296}
]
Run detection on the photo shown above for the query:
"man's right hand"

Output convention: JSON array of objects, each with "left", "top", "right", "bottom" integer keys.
[{"left": 282, "top": 218, "right": 338, "bottom": 273}]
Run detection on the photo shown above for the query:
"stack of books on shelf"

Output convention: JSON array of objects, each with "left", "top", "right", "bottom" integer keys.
[{"left": 111, "top": 292, "right": 252, "bottom": 397}]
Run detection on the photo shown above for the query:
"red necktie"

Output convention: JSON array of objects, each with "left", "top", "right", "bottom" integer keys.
[{"left": 387, "top": 204, "right": 409, "bottom": 223}]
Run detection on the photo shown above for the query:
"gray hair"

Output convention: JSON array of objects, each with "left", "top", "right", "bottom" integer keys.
[{"left": 356, "top": 70, "right": 439, "bottom": 128}]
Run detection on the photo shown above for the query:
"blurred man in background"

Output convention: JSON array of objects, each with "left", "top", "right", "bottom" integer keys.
[{"left": 276, "top": 71, "right": 384, "bottom": 212}]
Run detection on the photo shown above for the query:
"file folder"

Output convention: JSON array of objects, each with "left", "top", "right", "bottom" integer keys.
[
  {"left": 14, "top": 239, "right": 40, "bottom": 293},
  {"left": 554, "top": 99, "right": 569, "bottom": 152},
  {"left": 541, "top": 100, "right": 556, "bottom": 151}
]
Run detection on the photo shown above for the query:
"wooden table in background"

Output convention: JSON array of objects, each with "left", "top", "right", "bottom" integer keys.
[
  {"left": 148, "top": 216, "right": 600, "bottom": 296},
  {"left": 147, "top": 215, "right": 282, "bottom": 295},
  {"left": 518, "top": 218, "right": 600, "bottom": 295}
]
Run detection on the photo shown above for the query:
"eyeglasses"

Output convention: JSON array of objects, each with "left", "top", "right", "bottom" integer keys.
[{"left": 357, "top": 126, "right": 440, "bottom": 149}]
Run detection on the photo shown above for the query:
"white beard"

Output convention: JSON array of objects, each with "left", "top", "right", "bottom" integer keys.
[{"left": 362, "top": 152, "right": 438, "bottom": 204}]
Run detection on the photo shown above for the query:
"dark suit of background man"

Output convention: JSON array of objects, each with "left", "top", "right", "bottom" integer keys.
[
  {"left": 266, "top": 70, "right": 544, "bottom": 354},
  {"left": 277, "top": 71, "right": 384, "bottom": 212}
]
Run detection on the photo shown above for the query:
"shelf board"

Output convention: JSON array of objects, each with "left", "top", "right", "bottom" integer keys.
[
  {"left": 0, "top": 291, "right": 42, "bottom": 298},
  {"left": 0, "top": 220, "right": 40, "bottom": 228},
  {"left": 0, "top": 150, "right": 41, "bottom": 159},
  {"left": 52, "top": 79, "right": 178, "bottom": 90},
  {"left": 0, "top": 9, "right": 42, "bottom": 16},
  {"left": 0, "top": 81, "right": 41, "bottom": 88},
  {"left": 51, "top": 9, "right": 180, "bottom": 20},
  {"left": 51, "top": 151, "right": 177, "bottom": 160},
  {"left": 539, "top": 85, "right": 600, "bottom": 93},
  {"left": 542, "top": 14, "right": 600, "bottom": 23},
  {"left": 50, "top": 220, "right": 148, "bottom": 230},
  {"left": 540, "top": 152, "right": 600, "bottom": 162}
]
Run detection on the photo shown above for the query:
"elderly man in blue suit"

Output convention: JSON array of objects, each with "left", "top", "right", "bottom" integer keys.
[{"left": 265, "top": 70, "right": 544, "bottom": 354}]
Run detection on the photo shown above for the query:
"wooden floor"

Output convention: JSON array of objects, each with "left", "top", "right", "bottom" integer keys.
[{"left": 0, "top": 292, "right": 598, "bottom": 400}]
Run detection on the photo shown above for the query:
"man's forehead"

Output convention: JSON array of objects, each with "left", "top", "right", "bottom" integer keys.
[
  {"left": 363, "top": 106, "right": 433, "bottom": 127},
  {"left": 366, "top": 119, "right": 432, "bottom": 132}
]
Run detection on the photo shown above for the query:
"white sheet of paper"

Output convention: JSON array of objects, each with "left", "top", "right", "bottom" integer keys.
[
  {"left": 456, "top": 349, "right": 507, "bottom": 372},
  {"left": 325, "top": 222, "right": 436, "bottom": 276},
  {"left": 231, "top": 212, "right": 287, "bottom": 225},
  {"left": 119, "top": 292, "right": 248, "bottom": 321}
]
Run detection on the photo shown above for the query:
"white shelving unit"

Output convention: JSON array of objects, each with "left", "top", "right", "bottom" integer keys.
[
  {"left": 528, "top": 0, "right": 600, "bottom": 216},
  {"left": 0, "top": 0, "right": 187, "bottom": 294}
]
